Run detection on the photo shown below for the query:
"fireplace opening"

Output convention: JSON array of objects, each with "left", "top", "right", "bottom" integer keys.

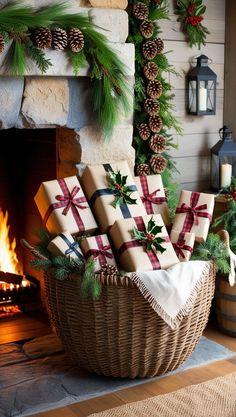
[{"left": 0, "top": 128, "right": 57, "bottom": 315}]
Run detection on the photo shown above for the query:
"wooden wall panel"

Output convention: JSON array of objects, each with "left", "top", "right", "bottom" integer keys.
[{"left": 158, "top": 0, "right": 225, "bottom": 191}]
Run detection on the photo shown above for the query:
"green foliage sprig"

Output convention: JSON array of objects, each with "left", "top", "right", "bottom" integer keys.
[
  {"left": 107, "top": 170, "right": 137, "bottom": 208},
  {"left": 0, "top": 1, "right": 131, "bottom": 138},
  {"left": 175, "top": 0, "right": 209, "bottom": 49},
  {"left": 191, "top": 233, "right": 230, "bottom": 274},
  {"left": 133, "top": 216, "right": 166, "bottom": 253}
]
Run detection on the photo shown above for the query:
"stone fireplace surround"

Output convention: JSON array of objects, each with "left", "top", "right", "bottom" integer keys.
[{"left": 0, "top": 0, "right": 135, "bottom": 173}]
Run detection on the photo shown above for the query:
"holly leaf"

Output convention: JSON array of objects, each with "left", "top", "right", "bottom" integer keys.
[
  {"left": 115, "top": 170, "right": 122, "bottom": 185},
  {"left": 132, "top": 226, "right": 146, "bottom": 241},
  {"left": 152, "top": 241, "right": 166, "bottom": 254},
  {"left": 147, "top": 217, "right": 156, "bottom": 233},
  {"left": 112, "top": 195, "right": 123, "bottom": 208},
  {"left": 123, "top": 194, "right": 137, "bottom": 205},
  {"left": 121, "top": 175, "right": 128, "bottom": 186},
  {"left": 150, "top": 225, "right": 163, "bottom": 236}
]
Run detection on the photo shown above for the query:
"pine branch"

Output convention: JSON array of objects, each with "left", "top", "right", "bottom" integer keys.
[
  {"left": 192, "top": 233, "right": 231, "bottom": 274},
  {"left": 68, "top": 50, "right": 87, "bottom": 76},
  {"left": 25, "top": 42, "right": 52, "bottom": 74},
  {"left": 4, "top": 39, "right": 28, "bottom": 76}
]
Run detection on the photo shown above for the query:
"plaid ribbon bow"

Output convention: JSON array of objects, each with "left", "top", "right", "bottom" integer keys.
[
  {"left": 140, "top": 176, "right": 166, "bottom": 215},
  {"left": 175, "top": 192, "right": 212, "bottom": 233},
  {"left": 172, "top": 233, "right": 193, "bottom": 260},
  {"left": 59, "top": 233, "right": 84, "bottom": 261},
  {"left": 43, "top": 179, "right": 88, "bottom": 233},
  {"left": 85, "top": 236, "right": 113, "bottom": 267}
]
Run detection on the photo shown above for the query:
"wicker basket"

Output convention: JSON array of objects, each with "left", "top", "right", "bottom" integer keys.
[{"left": 44, "top": 261, "right": 215, "bottom": 378}]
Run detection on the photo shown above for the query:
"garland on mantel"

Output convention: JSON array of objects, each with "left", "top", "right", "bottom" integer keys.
[{"left": 0, "top": 2, "right": 131, "bottom": 138}]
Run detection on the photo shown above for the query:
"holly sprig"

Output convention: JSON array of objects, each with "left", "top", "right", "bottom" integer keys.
[
  {"left": 132, "top": 217, "right": 166, "bottom": 253},
  {"left": 175, "top": 0, "right": 209, "bottom": 49},
  {"left": 107, "top": 170, "right": 137, "bottom": 208}
]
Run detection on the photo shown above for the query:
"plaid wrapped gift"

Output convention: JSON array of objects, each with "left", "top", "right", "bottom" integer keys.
[
  {"left": 81, "top": 161, "right": 146, "bottom": 233},
  {"left": 47, "top": 231, "right": 84, "bottom": 261},
  {"left": 170, "top": 230, "right": 195, "bottom": 262},
  {"left": 81, "top": 234, "right": 117, "bottom": 271},
  {"left": 109, "top": 214, "right": 179, "bottom": 272},
  {"left": 134, "top": 174, "right": 170, "bottom": 226},
  {"left": 34, "top": 176, "right": 98, "bottom": 235},
  {"left": 172, "top": 190, "right": 214, "bottom": 243}
]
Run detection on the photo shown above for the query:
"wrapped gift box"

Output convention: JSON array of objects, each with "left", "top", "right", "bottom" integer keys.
[
  {"left": 81, "top": 234, "right": 117, "bottom": 271},
  {"left": 109, "top": 214, "right": 179, "bottom": 272},
  {"left": 47, "top": 231, "right": 84, "bottom": 262},
  {"left": 134, "top": 174, "right": 170, "bottom": 226},
  {"left": 172, "top": 190, "right": 214, "bottom": 243},
  {"left": 34, "top": 176, "right": 98, "bottom": 235},
  {"left": 81, "top": 161, "right": 146, "bottom": 232},
  {"left": 170, "top": 230, "right": 195, "bottom": 262}
]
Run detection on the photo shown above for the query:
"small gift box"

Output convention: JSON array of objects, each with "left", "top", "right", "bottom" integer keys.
[
  {"left": 109, "top": 214, "right": 179, "bottom": 272},
  {"left": 80, "top": 234, "right": 117, "bottom": 271},
  {"left": 170, "top": 230, "right": 195, "bottom": 262},
  {"left": 47, "top": 231, "right": 84, "bottom": 261},
  {"left": 81, "top": 161, "right": 146, "bottom": 232},
  {"left": 34, "top": 176, "right": 98, "bottom": 235},
  {"left": 134, "top": 174, "right": 170, "bottom": 226},
  {"left": 172, "top": 190, "right": 215, "bottom": 243}
]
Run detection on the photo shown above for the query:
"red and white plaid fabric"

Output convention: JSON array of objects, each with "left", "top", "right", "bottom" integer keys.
[
  {"left": 139, "top": 176, "right": 167, "bottom": 215},
  {"left": 85, "top": 235, "right": 113, "bottom": 267},
  {"left": 175, "top": 191, "right": 212, "bottom": 234},
  {"left": 43, "top": 178, "right": 88, "bottom": 233}
]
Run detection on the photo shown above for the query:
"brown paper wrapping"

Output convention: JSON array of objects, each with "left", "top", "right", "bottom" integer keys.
[
  {"left": 81, "top": 161, "right": 146, "bottom": 232},
  {"left": 134, "top": 175, "right": 170, "bottom": 225},
  {"left": 109, "top": 214, "right": 179, "bottom": 272},
  {"left": 34, "top": 176, "right": 98, "bottom": 235},
  {"left": 170, "top": 230, "right": 195, "bottom": 262},
  {"left": 47, "top": 231, "right": 84, "bottom": 261},
  {"left": 81, "top": 234, "right": 117, "bottom": 271},
  {"left": 172, "top": 190, "right": 215, "bottom": 243}
]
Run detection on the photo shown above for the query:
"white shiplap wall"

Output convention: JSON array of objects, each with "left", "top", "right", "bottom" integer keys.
[{"left": 159, "top": 0, "right": 225, "bottom": 191}]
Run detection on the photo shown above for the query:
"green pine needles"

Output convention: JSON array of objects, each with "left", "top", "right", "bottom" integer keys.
[
  {"left": 0, "top": 1, "right": 131, "bottom": 138},
  {"left": 192, "top": 233, "right": 230, "bottom": 274}
]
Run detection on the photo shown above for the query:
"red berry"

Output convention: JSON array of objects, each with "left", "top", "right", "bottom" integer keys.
[
  {"left": 115, "top": 183, "right": 121, "bottom": 191},
  {"left": 146, "top": 232, "right": 155, "bottom": 241}
]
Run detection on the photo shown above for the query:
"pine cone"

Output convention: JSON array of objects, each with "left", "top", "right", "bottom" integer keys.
[
  {"left": 133, "top": 2, "right": 149, "bottom": 20},
  {"left": 34, "top": 27, "right": 52, "bottom": 49},
  {"left": 0, "top": 34, "right": 5, "bottom": 53},
  {"left": 135, "top": 163, "right": 151, "bottom": 176},
  {"left": 147, "top": 79, "right": 163, "bottom": 99},
  {"left": 142, "top": 40, "right": 157, "bottom": 60},
  {"left": 99, "top": 264, "right": 119, "bottom": 276},
  {"left": 149, "top": 115, "right": 163, "bottom": 133},
  {"left": 144, "top": 61, "right": 158, "bottom": 80},
  {"left": 138, "top": 123, "right": 151, "bottom": 140},
  {"left": 155, "top": 38, "right": 164, "bottom": 54},
  {"left": 144, "top": 98, "right": 160, "bottom": 116},
  {"left": 150, "top": 154, "right": 167, "bottom": 174},
  {"left": 149, "top": 134, "right": 167, "bottom": 153},
  {"left": 52, "top": 27, "right": 68, "bottom": 50},
  {"left": 140, "top": 20, "right": 154, "bottom": 38},
  {"left": 68, "top": 28, "right": 85, "bottom": 53}
]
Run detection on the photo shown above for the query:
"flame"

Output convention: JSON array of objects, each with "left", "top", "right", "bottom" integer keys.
[{"left": 0, "top": 209, "right": 23, "bottom": 275}]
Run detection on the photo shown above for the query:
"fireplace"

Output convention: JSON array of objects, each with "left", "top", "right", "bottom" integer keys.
[{"left": 0, "top": 128, "right": 57, "bottom": 314}]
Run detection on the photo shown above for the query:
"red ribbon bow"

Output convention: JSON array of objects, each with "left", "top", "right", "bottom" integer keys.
[
  {"left": 85, "top": 236, "right": 114, "bottom": 267},
  {"left": 173, "top": 235, "right": 193, "bottom": 259},
  {"left": 140, "top": 176, "right": 166, "bottom": 215},
  {"left": 55, "top": 185, "right": 87, "bottom": 216},
  {"left": 175, "top": 192, "right": 212, "bottom": 234}
]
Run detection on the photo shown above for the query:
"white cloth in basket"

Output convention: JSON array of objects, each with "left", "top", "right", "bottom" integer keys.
[{"left": 131, "top": 261, "right": 211, "bottom": 330}]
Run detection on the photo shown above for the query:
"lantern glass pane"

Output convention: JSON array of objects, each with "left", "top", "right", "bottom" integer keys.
[
  {"left": 198, "top": 82, "right": 207, "bottom": 112},
  {"left": 206, "top": 80, "right": 215, "bottom": 111},
  {"left": 224, "top": 157, "right": 236, "bottom": 177},
  {"left": 211, "top": 153, "right": 219, "bottom": 190},
  {"left": 189, "top": 80, "right": 196, "bottom": 112}
]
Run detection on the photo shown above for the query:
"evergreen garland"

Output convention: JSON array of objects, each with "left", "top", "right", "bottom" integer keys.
[
  {"left": 0, "top": 1, "right": 131, "bottom": 138},
  {"left": 127, "top": 0, "right": 182, "bottom": 213},
  {"left": 191, "top": 233, "right": 230, "bottom": 274}
]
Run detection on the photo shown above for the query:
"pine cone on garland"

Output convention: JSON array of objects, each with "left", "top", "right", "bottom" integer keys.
[
  {"left": 147, "top": 80, "right": 163, "bottom": 99},
  {"left": 140, "top": 20, "right": 154, "bottom": 38},
  {"left": 138, "top": 123, "right": 151, "bottom": 140},
  {"left": 149, "top": 134, "right": 166, "bottom": 153},
  {"left": 98, "top": 264, "right": 119, "bottom": 276},
  {"left": 155, "top": 38, "right": 164, "bottom": 54},
  {"left": 135, "top": 163, "right": 151, "bottom": 176},
  {"left": 52, "top": 28, "right": 68, "bottom": 50},
  {"left": 149, "top": 115, "right": 163, "bottom": 133},
  {"left": 142, "top": 40, "right": 157, "bottom": 60},
  {"left": 34, "top": 27, "right": 52, "bottom": 49},
  {"left": 144, "top": 61, "right": 158, "bottom": 80},
  {"left": 144, "top": 98, "right": 160, "bottom": 116},
  {"left": 0, "top": 34, "right": 5, "bottom": 53},
  {"left": 133, "top": 2, "right": 149, "bottom": 20},
  {"left": 68, "top": 28, "right": 85, "bottom": 53},
  {"left": 150, "top": 154, "right": 167, "bottom": 174}
]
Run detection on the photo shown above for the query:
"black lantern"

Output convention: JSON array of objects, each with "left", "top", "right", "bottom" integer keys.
[
  {"left": 211, "top": 126, "right": 236, "bottom": 190},
  {"left": 187, "top": 55, "right": 217, "bottom": 116}
]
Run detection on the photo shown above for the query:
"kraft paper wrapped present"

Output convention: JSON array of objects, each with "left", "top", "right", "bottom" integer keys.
[
  {"left": 109, "top": 214, "right": 179, "bottom": 272},
  {"left": 170, "top": 230, "right": 195, "bottom": 262},
  {"left": 81, "top": 234, "right": 117, "bottom": 271},
  {"left": 134, "top": 174, "right": 170, "bottom": 226},
  {"left": 81, "top": 161, "right": 146, "bottom": 232},
  {"left": 172, "top": 190, "right": 214, "bottom": 243},
  {"left": 47, "top": 231, "right": 84, "bottom": 262},
  {"left": 34, "top": 176, "right": 98, "bottom": 235}
]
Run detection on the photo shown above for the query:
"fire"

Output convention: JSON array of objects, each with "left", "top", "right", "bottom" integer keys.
[{"left": 0, "top": 209, "right": 23, "bottom": 275}]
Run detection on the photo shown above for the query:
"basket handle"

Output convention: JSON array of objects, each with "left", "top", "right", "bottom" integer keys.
[
  {"left": 20, "top": 238, "right": 48, "bottom": 260},
  {"left": 217, "top": 230, "right": 236, "bottom": 286}
]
